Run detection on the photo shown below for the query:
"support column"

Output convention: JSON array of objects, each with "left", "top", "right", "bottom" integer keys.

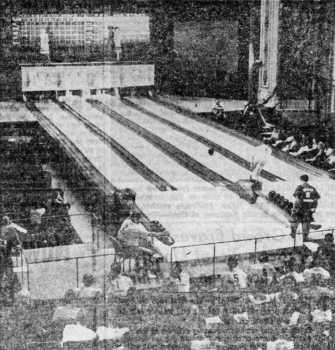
[
  {"left": 258, "top": 0, "right": 280, "bottom": 106},
  {"left": 330, "top": 10, "right": 335, "bottom": 113}
]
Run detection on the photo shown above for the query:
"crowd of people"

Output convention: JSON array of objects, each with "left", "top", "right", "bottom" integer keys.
[
  {"left": 262, "top": 126, "right": 335, "bottom": 173},
  {"left": 4, "top": 236, "right": 335, "bottom": 349},
  {"left": 212, "top": 103, "right": 335, "bottom": 175}
]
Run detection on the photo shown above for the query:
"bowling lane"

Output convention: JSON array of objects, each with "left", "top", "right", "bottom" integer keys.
[
  {"left": 96, "top": 97, "right": 291, "bottom": 224},
  {"left": 99, "top": 96, "right": 269, "bottom": 186},
  {"left": 65, "top": 98, "right": 211, "bottom": 191},
  {"left": 128, "top": 97, "right": 335, "bottom": 229},
  {"left": 36, "top": 101, "right": 158, "bottom": 193},
  {"left": 129, "top": 98, "right": 317, "bottom": 181}
]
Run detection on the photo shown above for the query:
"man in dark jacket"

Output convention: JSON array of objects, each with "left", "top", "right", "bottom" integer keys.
[{"left": 290, "top": 174, "right": 320, "bottom": 241}]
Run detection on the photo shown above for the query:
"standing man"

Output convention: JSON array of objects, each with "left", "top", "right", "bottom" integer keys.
[
  {"left": 291, "top": 174, "right": 320, "bottom": 241},
  {"left": 235, "top": 144, "right": 272, "bottom": 204},
  {"left": 250, "top": 144, "right": 273, "bottom": 183}
]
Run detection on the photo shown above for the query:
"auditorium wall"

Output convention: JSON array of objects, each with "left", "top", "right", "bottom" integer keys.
[
  {"left": 172, "top": 19, "right": 239, "bottom": 98},
  {"left": 278, "top": 0, "right": 333, "bottom": 114},
  {"left": 151, "top": 1, "right": 254, "bottom": 99}
]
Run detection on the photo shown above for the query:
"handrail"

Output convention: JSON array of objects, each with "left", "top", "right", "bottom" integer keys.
[
  {"left": 170, "top": 233, "right": 300, "bottom": 268},
  {"left": 171, "top": 233, "right": 292, "bottom": 251}
]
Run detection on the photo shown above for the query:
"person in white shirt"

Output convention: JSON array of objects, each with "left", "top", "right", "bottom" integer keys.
[
  {"left": 117, "top": 211, "right": 152, "bottom": 247},
  {"left": 250, "top": 144, "right": 272, "bottom": 182},
  {"left": 171, "top": 262, "right": 191, "bottom": 292},
  {"left": 326, "top": 149, "right": 335, "bottom": 170},
  {"left": 107, "top": 264, "right": 134, "bottom": 299},
  {"left": 279, "top": 135, "right": 295, "bottom": 151},
  {"left": 290, "top": 138, "right": 317, "bottom": 158},
  {"left": 262, "top": 128, "right": 279, "bottom": 144},
  {"left": 222, "top": 256, "right": 247, "bottom": 289},
  {"left": 282, "top": 136, "right": 298, "bottom": 152},
  {"left": 117, "top": 211, "right": 164, "bottom": 250}
]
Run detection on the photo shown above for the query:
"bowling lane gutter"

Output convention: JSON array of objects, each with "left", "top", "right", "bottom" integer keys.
[
  {"left": 123, "top": 97, "right": 283, "bottom": 182},
  {"left": 56, "top": 100, "right": 177, "bottom": 192},
  {"left": 27, "top": 102, "right": 166, "bottom": 237},
  {"left": 152, "top": 96, "right": 326, "bottom": 178},
  {"left": 26, "top": 102, "right": 116, "bottom": 195},
  {"left": 89, "top": 99, "right": 248, "bottom": 193}
]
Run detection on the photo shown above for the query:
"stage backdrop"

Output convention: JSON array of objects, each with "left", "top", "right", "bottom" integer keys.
[{"left": 21, "top": 63, "right": 154, "bottom": 92}]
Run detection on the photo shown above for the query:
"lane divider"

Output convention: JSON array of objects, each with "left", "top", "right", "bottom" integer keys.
[
  {"left": 89, "top": 99, "right": 232, "bottom": 187},
  {"left": 89, "top": 99, "right": 291, "bottom": 226},
  {"left": 57, "top": 100, "right": 177, "bottom": 192},
  {"left": 123, "top": 97, "right": 284, "bottom": 182},
  {"left": 152, "top": 96, "right": 326, "bottom": 178}
]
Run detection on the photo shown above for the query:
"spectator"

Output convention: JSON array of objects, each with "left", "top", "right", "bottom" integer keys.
[
  {"left": 106, "top": 263, "right": 134, "bottom": 299},
  {"left": 221, "top": 256, "right": 247, "bottom": 289},
  {"left": 291, "top": 137, "right": 318, "bottom": 159},
  {"left": 311, "top": 296, "right": 332, "bottom": 323},
  {"left": 117, "top": 211, "right": 164, "bottom": 255},
  {"left": 314, "top": 233, "right": 335, "bottom": 277},
  {"left": 326, "top": 149, "right": 335, "bottom": 171},
  {"left": 171, "top": 262, "right": 191, "bottom": 292},
  {"left": 78, "top": 273, "right": 102, "bottom": 299},
  {"left": 282, "top": 135, "right": 298, "bottom": 153},
  {"left": 248, "top": 252, "right": 276, "bottom": 286},
  {"left": 262, "top": 128, "right": 279, "bottom": 144},
  {"left": 29, "top": 206, "right": 46, "bottom": 230},
  {"left": 306, "top": 141, "right": 327, "bottom": 167}
]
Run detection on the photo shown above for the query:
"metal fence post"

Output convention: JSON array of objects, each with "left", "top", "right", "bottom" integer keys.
[
  {"left": 76, "top": 257, "right": 79, "bottom": 288},
  {"left": 20, "top": 250, "right": 24, "bottom": 287},
  {"left": 91, "top": 213, "right": 95, "bottom": 247},
  {"left": 213, "top": 244, "right": 216, "bottom": 277},
  {"left": 26, "top": 261, "right": 30, "bottom": 292},
  {"left": 254, "top": 239, "right": 257, "bottom": 263}
]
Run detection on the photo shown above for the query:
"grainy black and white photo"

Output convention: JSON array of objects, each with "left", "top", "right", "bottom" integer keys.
[{"left": 1, "top": 0, "right": 335, "bottom": 349}]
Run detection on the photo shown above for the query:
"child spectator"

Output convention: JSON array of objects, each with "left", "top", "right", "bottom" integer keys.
[
  {"left": 106, "top": 264, "right": 134, "bottom": 299},
  {"left": 78, "top": 273, "right": 102, "bottom": 299}
]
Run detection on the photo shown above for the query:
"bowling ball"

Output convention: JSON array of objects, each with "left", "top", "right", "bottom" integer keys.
[
  {"left": 208, "top": 148, "right": 214, "bottom": 156},
  {"left": 278, "top": 196, "right": 285, "bottom": 208},
  {"left": 268, "top": 191, "right": 276, "bottom": 201},
  {"left": 273, "top": 193, "right": 280, "bottom": 204}
]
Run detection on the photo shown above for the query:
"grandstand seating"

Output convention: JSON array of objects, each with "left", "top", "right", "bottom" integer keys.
[{"left": 3, "top": 247, "right": 335, "bottom": 349}]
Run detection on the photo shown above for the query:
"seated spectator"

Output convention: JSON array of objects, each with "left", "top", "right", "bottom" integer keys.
[
  {"left": 282, "top": 135, "right": 298, "bottom": 153},
  {"left": 291, "top": 137, "right": 318, "bottom": 159},
  {"left": 325, "top": 146, "right": 334, "bottom": 157},
  {"left": 117, "top": 211, "right": 150, "bottom": 247},
  {"left": 314, "top": 233, "right": 335, "bottom": 276},
  {"left": 262, "top": 127, "right": 280, "bottom": 144},
  {"left": 30, "top": 206, "right": 46, "bottom": 227},
  {"left": 1, "top": 216, "right": 26, "bottom": 241},
  {"left": 221, "top": 256, "right": 247, "bottom": 289},
  {"left": 106, "top": 264, "right": 134, "bottom": 299},
  {"left": 311, "top": 296, "right": 332, "bottom": 323},
  {"left": 78, "top": 273, "right": 102, "bottom": 299},
  {"left": 117, "top": 211, "right": 164, "bottom": 253},
  {"left": 170, "top": 261, "right": 191, "bottom": 292},
  {"left": 54, "top": 190, "right": 65, "bottom": 205},
  {"left": 326, "top": 149, "right": 335, "bottom": 171},
  {"left": 248, "top": 252, "right": 276, "bottom": 285}
]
